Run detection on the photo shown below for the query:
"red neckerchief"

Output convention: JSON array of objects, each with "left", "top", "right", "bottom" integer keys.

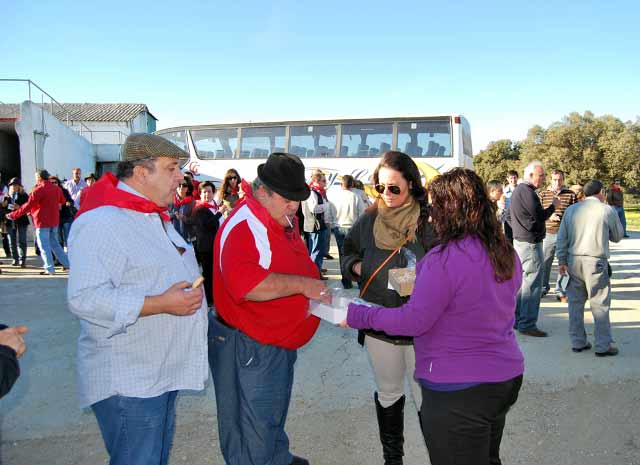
[
  {"left": 611, "top": 185, "right": 622, "bottom": 192},
  {"left": 173, "top": 194, "right": 194, "bottom": 207},
  {"left": 75, "top": 172, "right": 170, "bottom": 221},
  {"left": 228, "top": 185, "right": 239, "bottom": 196},
  {"left": 195, "top": 200, "right": 219, "bottom": 213},
  {"left": 309, "top": 181, "right": 326, "bottom": 198}
]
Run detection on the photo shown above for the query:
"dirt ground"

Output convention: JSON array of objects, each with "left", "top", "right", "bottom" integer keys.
[{"left": 0, "top": 236, "right": 639, "bottom": 465}]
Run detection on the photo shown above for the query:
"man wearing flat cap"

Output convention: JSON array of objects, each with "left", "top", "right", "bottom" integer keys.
[
  {"left": 210, "top": 152, "right": 330, "bottom": 465},
  {"left": 67, "top": 133, "right": 208, "bottom": 465}
]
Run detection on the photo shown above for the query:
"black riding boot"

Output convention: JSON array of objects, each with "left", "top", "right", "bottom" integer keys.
[{"left": 375, "top": 392, "right": 405, "bottom": 465}]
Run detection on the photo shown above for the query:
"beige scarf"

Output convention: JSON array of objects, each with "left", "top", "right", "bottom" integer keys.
[{"left": 373, "top": 197, "right": 420, "bottom": 250}]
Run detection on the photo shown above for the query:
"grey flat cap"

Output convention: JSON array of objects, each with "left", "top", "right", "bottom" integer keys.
[{"left": 122, "top": 133, "right": 189, "bottom": 162}]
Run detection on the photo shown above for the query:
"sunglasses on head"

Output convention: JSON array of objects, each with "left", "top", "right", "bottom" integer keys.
[{"left": 374, "top": 183, "right": 402, "bottom": 195}]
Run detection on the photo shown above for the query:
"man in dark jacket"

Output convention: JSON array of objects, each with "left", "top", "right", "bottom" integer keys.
[
  {"left": 5, "top": 178, "right": 30, "bottom": 267},
  {"left": 0, "top": 324, "right": 28, "bottom": 399},
  {"left": 509, "top": 161, "right": 559, "bottom": 337}
]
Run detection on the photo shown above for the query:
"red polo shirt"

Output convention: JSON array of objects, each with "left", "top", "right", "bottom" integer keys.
[
  {"left": 9, "top": 180, "right": 65, "bottom": 228},
  {"left": 213, "top": 192, "right": 320, "bottom": 350}
]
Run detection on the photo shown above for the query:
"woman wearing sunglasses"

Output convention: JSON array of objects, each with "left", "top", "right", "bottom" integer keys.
[
  {"left": 217, "top": 168, "right": 242, "bottom": 217},
  {"left": 170, "top": 178, "right": 195, "bottom": 242},
  {"left": 342, "top": 151, "right": 433, "bottom": 465},
  {"left": 346, "top": 168, "right": 524, "bottom": 465}
]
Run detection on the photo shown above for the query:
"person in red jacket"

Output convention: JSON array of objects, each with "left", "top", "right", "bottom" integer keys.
[
  {"left": 209, "top": 153, "right": 330, "bottom": 465},
  {"left": 6, "top": 169, "right": 69, "bottom": 275}
]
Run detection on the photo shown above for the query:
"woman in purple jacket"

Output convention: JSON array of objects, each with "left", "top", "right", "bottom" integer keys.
[{"left": 347, "top": 168, "right": 524, "bottom": 465}]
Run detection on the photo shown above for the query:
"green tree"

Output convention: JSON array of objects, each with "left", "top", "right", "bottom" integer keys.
[{"left": 473, "top": 139, "right": 521, "bottom": 183}]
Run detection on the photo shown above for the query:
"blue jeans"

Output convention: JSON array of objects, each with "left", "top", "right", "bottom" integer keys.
[
  {"left": 305, "top": 228, "right": 329, "bottom": 271},
  {"left": 36, "top": 227, "right": 69, "bottom": 273},
  {"left": 208, "top": 314, "right": 297, "bottom": 465},
  {"left": 613, "top": 206, "right": 627, "bottom": 235},
  {"left": 514, "top": 240, "right": 544, "bottom": 331},
  {"left": 91, "top": 391, "right": 178, "bottom": 465},
  {"left": 332, "top": 226, "right": 352, "bottom": 288},
  {"left": 60, "top": 221, "right": 73, "bottom": 248},
  {"left": 8, "top": 224, "right": 28, "bottom": 264},
  {"left": 541, "top": 233, "right": 565, "bottom": 296}
]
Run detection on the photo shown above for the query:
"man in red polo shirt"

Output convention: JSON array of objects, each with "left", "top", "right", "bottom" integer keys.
[
  {"left": 209, "top": 153, "right": 330, "bottom": 465},
  {"left": 6, "top": 169, "right": 69, "bottom": 275}
]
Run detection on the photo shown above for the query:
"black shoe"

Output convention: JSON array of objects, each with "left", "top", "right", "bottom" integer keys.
[
  {"left": 20, "top": 262, "right": 27, "bottom": 268},
  {"left": 320, "top": 268, "right": 328, "bottom": 273},
  {"left": 40, "top": 271, "right": 55, "bottom": 275},
  {"left": 572, "top": 342, "right": 592, "bottom": 353},
  {"left": 623, "top": 234, "right": 630, "bottom": 238},
  {"left": 289, "top": 456, "right": 309, "bottom": 465},
  {"left": 519, "top": 328, "right": 548, "bottom": 337},
  {"left": 11, "top": 262, "right": 19, "bottom": 267},
  {"left": 320, "top": 276, "right": 328, "bottom": 281},
  {"left": 324, "top": 254, "right": 334, "bottom": 260},
  {"left": 595, "top": 346, "right": 619, "bottom": 357},
  {"left": 375, "top": 392, "right": 405, "bottom": 465}
]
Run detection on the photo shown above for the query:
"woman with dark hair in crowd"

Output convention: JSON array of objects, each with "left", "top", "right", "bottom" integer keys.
[
  {"left": 217, "top": 168, "right": 241, "bottom": 217},
  {"left": 346, "top": 168, "right": 524, "bottom": 465},
  {"left": 170, "top": 177, "right": 195, "bottom": 242},
  {"left": 341, "top": 151, "right": 433, "bottom": 465},
  {"left": 192, "top": 181, "right": 222, "bottom": 308}
]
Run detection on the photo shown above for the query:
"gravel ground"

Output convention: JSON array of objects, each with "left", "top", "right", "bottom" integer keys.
[{"left": 1, "top": 235, "right": 639, "bottom": 465}]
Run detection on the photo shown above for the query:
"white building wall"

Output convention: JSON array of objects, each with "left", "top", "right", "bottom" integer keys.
[
  {"left": 16, "top": 101, "right": 96, "bottom": 182},
  {"left": 70, "top": 121, "right": 130, "bottom": 144},
  {"left": 95, "top": 144, "right": 122, "bottom": 162}
]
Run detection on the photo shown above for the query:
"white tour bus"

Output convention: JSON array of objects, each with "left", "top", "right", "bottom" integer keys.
[{"left": 156, "top": 115, "right": 473, "bottom": 188}]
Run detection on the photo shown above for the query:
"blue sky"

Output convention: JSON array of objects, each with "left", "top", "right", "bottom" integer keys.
[{"left": 3, "top": 0, "right": 639, "bottom": 153}]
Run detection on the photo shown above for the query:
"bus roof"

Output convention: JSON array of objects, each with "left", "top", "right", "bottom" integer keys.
[{"left": 156, "top": 115, "right": 466, "bottom": 134}]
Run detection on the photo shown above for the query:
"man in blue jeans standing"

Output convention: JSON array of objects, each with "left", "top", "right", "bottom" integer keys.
[
  {"left": 6, "top": 170, "right": 69, "bottom": 275},
  {"left": 67, "top": 133, "right": 209, "bottom": 465},
  {"left": 211, "top": 153, "right": 330, "bottom": 465},
  {"left": 508, "top": 161, "right": 559, "bottom": 337}
]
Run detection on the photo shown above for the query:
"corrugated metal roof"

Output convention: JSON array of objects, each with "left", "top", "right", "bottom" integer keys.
[
  {"left": 52, "top": 103, "right": 157, "bottom": 122},
  {"left": 0, "top": 103, "right": 157, "bottom": 122}
]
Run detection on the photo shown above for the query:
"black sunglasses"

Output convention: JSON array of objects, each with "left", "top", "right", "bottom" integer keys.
[
  {"left": 228, "top": 176, "right": 238, "bottom": 180},
  {"left": 374, "top": 183, "right": 402, "bottom": 195},
  {"left": 179, "top": 184, "right": 189, "bottom": 188}
]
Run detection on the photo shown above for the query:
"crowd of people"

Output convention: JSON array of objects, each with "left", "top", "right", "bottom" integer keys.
[{"left": 0, "top": 132, "right": 632, "bottom": 465}]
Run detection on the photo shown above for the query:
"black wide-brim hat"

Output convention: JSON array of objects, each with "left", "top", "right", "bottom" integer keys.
[{"left": 257, "top": 152, "right": 310, "bottom": 201}]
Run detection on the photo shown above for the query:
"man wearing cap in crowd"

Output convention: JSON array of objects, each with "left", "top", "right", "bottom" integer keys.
[
  {"left": 77, "top": 173, "right": 97, "bottom": 208},
  {"left": 556, "top": 179, "right": 624, "bottom": 357},
  {"left": 209, "top": 152, "right": 330, "bottom": 465},
  {"left": 5, "top": 178, "right": 30, "bottom": 267},
  {"left": 6, "top": 169, "right": 69, "bottom": 275},
  {"left": 64, "top": 167, "right": 87, "bottom": 210},
  {"left": 67, "top": 133, "right": 208, "bottom": 465}
]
